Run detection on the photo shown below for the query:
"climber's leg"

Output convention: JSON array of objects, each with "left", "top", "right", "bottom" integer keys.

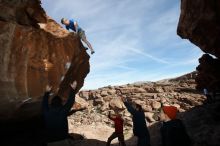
[{"left": 79, "top": 30, "right": 95, "bottom": 54}]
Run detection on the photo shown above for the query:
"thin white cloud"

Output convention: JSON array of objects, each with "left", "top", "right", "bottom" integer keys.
[{"left": 126, "top": 47, "right": 169, "bottom": 64}]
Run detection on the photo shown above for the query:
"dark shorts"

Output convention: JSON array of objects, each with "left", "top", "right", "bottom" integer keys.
[{"left": 78, "top": 29, "right": 86, "bottom": 39}]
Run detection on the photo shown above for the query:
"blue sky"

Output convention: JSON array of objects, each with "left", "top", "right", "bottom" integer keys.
[{"left": 42, "top": 0, "right": 203, "bottom": 89}]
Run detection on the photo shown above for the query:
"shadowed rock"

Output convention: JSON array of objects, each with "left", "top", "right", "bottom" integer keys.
[
  {"left": 196, "top": 54, "right": 220, "bottom": 91},
  {"left": 177, "top": 0, "right": 220, "bottom": 92}
]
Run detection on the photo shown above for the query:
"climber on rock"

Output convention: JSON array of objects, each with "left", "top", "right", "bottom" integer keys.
[
  {"left": 61, "top": 18, "right": 95, "bottom": 55},
  {"left": 118, "top": 90, "right": 151, "bottom": 146},
  {"left": 159, "top": 105, "right": 192, "bottom": 146},
  {"left": 42, "top": 80, "right": 78, "bottom": 146},
  {"left": 106, "top": 111, "right": 126, "bottom": 146}
]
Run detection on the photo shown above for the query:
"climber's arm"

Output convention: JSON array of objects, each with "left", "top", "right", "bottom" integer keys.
[{"left": 66, "top": 25, "right": 70, "bottom": 31}]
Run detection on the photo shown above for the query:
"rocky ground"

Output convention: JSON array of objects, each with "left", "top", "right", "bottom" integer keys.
[{"left": 66, "top": 72, "right": 220, "bottom": 146}]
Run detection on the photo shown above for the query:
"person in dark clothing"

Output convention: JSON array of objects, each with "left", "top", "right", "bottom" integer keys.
[
  {"left": 159, "top": 106, "right": 192, "bottom": 146},
  {"left": 203, "top": 88, "right": 213, "bottom": 103},
  {"left": 106, "top": 111, "right": 126, "bottom": 146},
  {"left": 42, "top": 81, "right": 77, "bottom": 146},
  {"left": 119, "top": 91, "right": 151, "bottom": 146}
]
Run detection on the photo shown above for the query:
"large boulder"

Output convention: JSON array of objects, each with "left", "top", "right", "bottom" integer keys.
[
  {"left": 177, "top": 0, "right": 220, "bottom": 92},
  {"left": 109, "top": 98, "right": 125, "bottom": 110},
  {"left": 196, "top": 54, "right": 220, "bottom": 90},
  {"left": 177, "top": 0, "right": 220, "bottom": 58},
  {"left": 0, "top": 0, "right": 90, "bottom": 121}
]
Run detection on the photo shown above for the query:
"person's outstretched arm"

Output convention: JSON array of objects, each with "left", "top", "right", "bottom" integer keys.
[
  {"left": 108, "top": 111, "right": 116, "bottom": 121},
  {"left": 42, "top": 85, "right": 52, "bottom": 112},
  {"left": 68, "top": 107, "right": 86, "bottom": 116},
  {"left": 120, "top": 96, "right": 136, "bottom": 115},
  {"left": 124, "top": 101, "right": 136, "bottom": 115},
  {"left": 63, "top": 81, "right": 77, "bottom": 114},
  {"left": 116, "top": 89, "right": 136, "bottom": 115}
]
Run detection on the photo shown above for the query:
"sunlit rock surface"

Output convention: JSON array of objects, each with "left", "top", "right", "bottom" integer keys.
[{"left": 0, "top": 0, "right": 90, "bottom": 121}]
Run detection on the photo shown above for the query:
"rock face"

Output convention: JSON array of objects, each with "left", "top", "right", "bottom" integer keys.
[
  {"left": 177, "top": 0, "right": 220, "bottom": 58},
  {"left": 177, "top": 0, "right": 220, "bottom": 91},
  {"left": 0, "top": 0, "right": 90, "bottom": 121},
  {"left": 196, "top": 54, "right": 220, "bottom": 91},
  {"left": 179, "top": 102, "right": 220, "bottom": 146}
]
